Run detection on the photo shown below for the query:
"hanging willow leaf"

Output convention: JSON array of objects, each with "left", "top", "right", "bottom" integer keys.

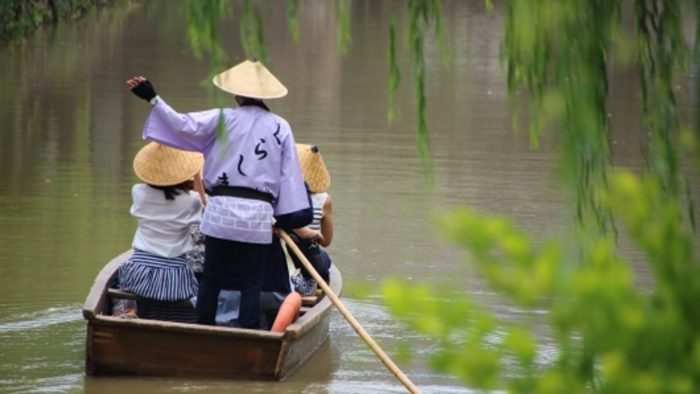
[
  {"left": 286, "top": 0, "right": 300, "bottom": 43},
  {"left": 636, "top": 0, "right": 697, "bottom": 232},
  {"left": 216, "top": 109, "right": 226, "bottom": 141},
  {"left": 485, "top": 0, "right": 494, "bottom": 14},
  {"left": 240, "top": 0, "right": 267, "bottom": 63},
  {"left": 185, "top": 0, "right": 230, "bottom": 66},
  {"left": 387, "top": 20, "right": 401, "bottom": 124},
  {"left": 430, "top": 0, "right": 451, "bottom": 66},
  {"left": 334, "top": 0, "right": 352, "bottom": 54},
  {"left": 695, "top": 0, "right": 700, "bottom": 150},
  {"left": 405, "top": 0, "right": 451, "bottom": 186},
  {"left": 502, "top": 0, "right": 622, "bottom": 238}
]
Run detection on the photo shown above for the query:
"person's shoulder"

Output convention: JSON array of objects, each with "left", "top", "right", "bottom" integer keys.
[
  {"left": 254, "top": 112, "right": 291, "bottom": 139},
  {"left": 313, "top": 191, "right": 331, "bottom": 205},
  {"left": 220, "top": 106, "right": 239, "bottom": 117},
  {"left": 269, "top": 112, "right": 291, "bottom": 128},
  {"left": 132, "top": 183, "right": 150, "bottom": 194},
  {"left": 270, "top": 112, "right": 289, "bottom": 127},
  {"left": 183, "top": 190, "right": 203, "bottom": 201},
  {"left": 131, "top": 183, "right": 157, "bottom": 206}
]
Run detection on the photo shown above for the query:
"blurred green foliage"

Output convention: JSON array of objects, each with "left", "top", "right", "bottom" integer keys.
[
  {"left": 0, "top": 0, "right": 111, "bottom": 41},
  {"left": 185, "top": 0, "right": 231, "bottom": 66},
  {"left": 386, "top": 166, "right": 700, "bottom": 392}
]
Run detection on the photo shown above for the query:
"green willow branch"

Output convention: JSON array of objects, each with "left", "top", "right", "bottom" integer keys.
[
  {"left": 185, "top": 0, "right": 230, "bottom": 66},
  {"left": 240, "top": 0, "right": 267, "bottom": 63},
  {"left": 503, "top": 0, "right": 619, "bottom": 239},
  {"left": 406, "top": 0, "right": 447, "bottom": 186},
  {"left": 387, "top": 20, "right": 401, "bottom": 124},
  {"left": 636, "top": 0, "right": 694, "bottom": 231},
  {"left": 695, "top": 0, "right": 700, "bottom": 149},
  {"left": 286, "top": 0, "right": 300, "bottom": 43},
  {"left": 334, "top": 0, "right": 351, "bottom": 55}
]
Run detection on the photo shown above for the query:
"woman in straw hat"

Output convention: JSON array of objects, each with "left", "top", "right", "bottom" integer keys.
[
  {"left": 289, "top": 144, "right": 334, "bottom": 295},
  {"left": 116, "top": 142, "right": 205, "bottom": 322},
  {"left": 126, "top": 59, "right": 311, "bottom": 329}
]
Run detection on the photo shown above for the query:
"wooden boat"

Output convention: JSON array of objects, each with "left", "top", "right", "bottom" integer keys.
[{"left": 82, "top": 249, "right": 342, "bottom": 380}]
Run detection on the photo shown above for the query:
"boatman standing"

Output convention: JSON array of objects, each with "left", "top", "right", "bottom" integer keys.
[{"left": 126, "top": 59, "right": 312, "bottom": 329}]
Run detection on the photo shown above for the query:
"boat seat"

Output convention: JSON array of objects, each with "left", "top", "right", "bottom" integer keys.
[
  {"left": 301, "top": 289, "right": 324, "bottom": 306},
  {"left": 110, "top": 287, "right": 324, "bottom": 306},
  {"left": 298, "top": 306, "right": 312, "bottom": 316},
  {"left": 107, "top": 288, "right": 198, "bottom": 322},
  {"left": 109, "top": 289, "right": 326, "bottom": 326},
  {"left": 107, "top": 288, "right": 193, "bottom": 308}
]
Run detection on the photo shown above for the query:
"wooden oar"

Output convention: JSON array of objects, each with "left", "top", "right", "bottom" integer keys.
[{"left": 278, "top": 229, "right": 422, "bottom": 394}]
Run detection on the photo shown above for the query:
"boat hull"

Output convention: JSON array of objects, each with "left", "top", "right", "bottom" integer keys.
[{"left": 83, "top": 250, "right": 341, "bottom": 380}]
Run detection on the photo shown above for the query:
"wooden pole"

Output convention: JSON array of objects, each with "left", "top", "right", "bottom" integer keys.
[{"left": 279, "top": 229, "right": 422, "bottom": 394}]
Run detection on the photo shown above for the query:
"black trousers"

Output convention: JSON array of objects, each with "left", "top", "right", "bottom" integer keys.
[{"left": 196, "top": 236, "right": 270, "bottom": 328}]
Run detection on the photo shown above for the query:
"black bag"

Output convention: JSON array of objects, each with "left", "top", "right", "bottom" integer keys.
[{"left": 287, "top": 233, "right": 331, "bottom": 283}]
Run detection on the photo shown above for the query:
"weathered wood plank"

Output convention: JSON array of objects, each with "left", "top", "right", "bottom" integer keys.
[{"left": 83, "top": 250, "right": 343, "bottom": 380}]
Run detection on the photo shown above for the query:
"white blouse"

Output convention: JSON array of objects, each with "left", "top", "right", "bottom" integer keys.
[
  {"left": 130, "top": 184, "right": 203, "bottom": 258},
  {"left": 308, "top": 192, "right": 328, "bottom": 231}
]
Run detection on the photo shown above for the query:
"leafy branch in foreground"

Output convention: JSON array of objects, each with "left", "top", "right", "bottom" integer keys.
[{"left": 385, "top": 169, "right": 700, "bottom": 392}]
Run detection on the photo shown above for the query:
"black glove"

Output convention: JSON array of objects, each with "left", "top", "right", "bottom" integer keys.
[{"left": 131, "top": 79, "right": 157, "bottom": 102}]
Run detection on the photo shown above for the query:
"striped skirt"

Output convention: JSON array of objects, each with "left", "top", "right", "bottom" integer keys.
[{"left": 119, "top": 250, "right": 199, "bottom": 302}]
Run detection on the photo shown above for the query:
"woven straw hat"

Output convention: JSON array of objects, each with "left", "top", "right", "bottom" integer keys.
[
  {"left": 296, "top": 144, "right": 331, "bottom": 193},
  {"left": 212, "top": 59, "right": 288, "bottom": 99},
  {"left": 133, "top": 142, "right": 204, "bottom": 186}
]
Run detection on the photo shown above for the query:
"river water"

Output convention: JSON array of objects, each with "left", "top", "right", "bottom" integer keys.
[{"left": 0, "top": 1, "right": 696, "bottom": 393}]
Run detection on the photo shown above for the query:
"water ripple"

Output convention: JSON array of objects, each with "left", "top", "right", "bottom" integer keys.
[
  {"left": 0, "top": 304, "right": 82, "bottom": 333},
  {"left": 0, "top": 374, "right": 83, "bottom": 394}
]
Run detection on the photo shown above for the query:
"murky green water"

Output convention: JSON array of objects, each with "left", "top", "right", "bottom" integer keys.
[{"left": 0, "top": 1, "right": 695, "bottom": 393}]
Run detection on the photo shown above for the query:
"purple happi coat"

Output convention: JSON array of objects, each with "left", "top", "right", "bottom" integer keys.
[{"left": 141, "top": 98, "right": 309, "bottom": 244}]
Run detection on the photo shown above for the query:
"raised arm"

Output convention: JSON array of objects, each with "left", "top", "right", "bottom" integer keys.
[
  {"left": 126, "top": 76, "right": 219, "bottom": 153},
  {"left": 127, "top": 76, "right": 157, "bottom": 102}
]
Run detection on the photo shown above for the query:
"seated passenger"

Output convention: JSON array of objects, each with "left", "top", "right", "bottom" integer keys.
[
  {"left": 115, "top": 142, "right": 204, "bottom": 322},
  {"left": 290, "top": 144, "right": 334, "bottom": 295}
]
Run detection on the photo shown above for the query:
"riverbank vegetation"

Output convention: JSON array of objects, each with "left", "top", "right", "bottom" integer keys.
[
  {"left": 0, "top": 0, "right": 114, "bottom": 41},
  {"left": 179, "top": 0, "right": 699, "bottom": 391}
]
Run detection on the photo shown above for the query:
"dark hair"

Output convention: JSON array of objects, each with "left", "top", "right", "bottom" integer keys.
[
  {"left": 149, "top": 180, "right": 194, "bottom": 200},
  {"left": 238, "top": 97, "right": 270, "bottom": 111}
]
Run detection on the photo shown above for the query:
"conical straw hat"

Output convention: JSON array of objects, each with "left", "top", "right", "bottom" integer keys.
[
  {"left": 296, "top": 144, "right": 331, "bottom": 193},
  {"left": 133, "top": 142, "right": 204, "bottom": 186},
  {"left": 212, "top": 59, "right": 288, "bottom": 99}
]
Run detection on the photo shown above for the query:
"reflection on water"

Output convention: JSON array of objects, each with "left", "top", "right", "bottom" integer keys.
[
  {"left": 0, "top": 304, "right": 81, "bottom": 333},
  {"left": 0, "top": 304, "right": 84, "bottom": 393},
  {"left": 0, "top": 0, "right": 679, "bottom": 393}
]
